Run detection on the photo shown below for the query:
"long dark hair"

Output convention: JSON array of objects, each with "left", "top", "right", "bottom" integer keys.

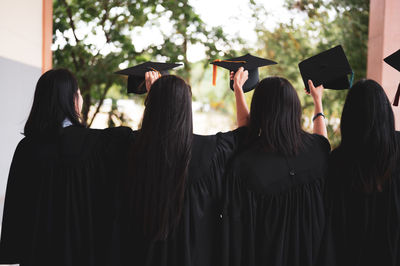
[
  {"left": 338, "top": 79, "right": 398, "bottom": 193},
  {"left": 24, "top": 68, "right": 84, "bottom": 137},
  {"left": 247, "top": 77, "right": 310, "bottom": 156},
  {"left": 129, "top": 75, "right": 193, "bottom": 241}
]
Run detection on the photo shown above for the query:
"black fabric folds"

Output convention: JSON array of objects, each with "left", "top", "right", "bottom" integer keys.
[
  {"left": 322, "top": 132, "right": 400, "bottom": 266},
  {"left": 114, "top": 127, "right": 246, "bottom": 266},
  {"left": 0, "top": 126, "right": 133, "bottom": 266},
  {"left": 222, "top": 133, "right": 330, "bottom": 266}
]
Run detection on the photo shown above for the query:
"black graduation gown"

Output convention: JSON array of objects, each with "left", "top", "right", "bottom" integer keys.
[
  {"left": 0, "top": 126, "right": 132, "bottom": 266},
  {"left": 222, "top": 134, "right": 330, "bottom": 266},
  {"left": 115, "top": 128, "right": 245, "bottom": 266},
  {"left": 323, "top": 132, "right": 400, "bottom": 266}
]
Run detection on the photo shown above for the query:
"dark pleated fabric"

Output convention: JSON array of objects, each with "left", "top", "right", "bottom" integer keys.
[
  {"left": 222, "top": 134, "right": 330, "bottom": 266},
  {"left": 0, "top": 126, "right": 133, "bottom": 266},
  {"left": 114, "top": 127, "right": 246, "bottom": 266},
  {"left": 322, "top": 132, "right": 400, "bottom": 266}
]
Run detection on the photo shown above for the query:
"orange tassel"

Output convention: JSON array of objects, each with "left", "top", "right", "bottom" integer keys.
[
  {"left": 212, "top": 59, "right": 221, "bottom": 86},
  {"left": 149, "top": 67, "right": 162, "bottom": 77},
  {"left": 212, "top": 59, "right": 246, "bottom": 86}
]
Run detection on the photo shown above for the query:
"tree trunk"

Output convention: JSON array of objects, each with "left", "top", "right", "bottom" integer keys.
[
  {"left": 81, "top": 90, "right": 92, "bottom": 125},
  {"left": 88, "top": 82, "right": 112, "bottom": 127},
  {"left": 182, "top": 28, "right": 191, "bottom": 84}
]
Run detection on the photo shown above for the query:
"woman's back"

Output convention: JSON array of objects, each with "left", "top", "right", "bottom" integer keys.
[
  {"left": 323, "top": 79, "right": 400, "bottom": 266},
  {"left": 115, "top": 70, "right": 252, "bottom": 266},
  {"left": 0, "top": 126, "right": 132, "bottom": 266},
  {"left": 118, "top": 129, "right": 245, "bottom": 266},
  {"left": 223, "top": 133, "right": 330, "bottom": 266},
  {"left": 326, "top": 132, "right": 400, "bottom": 266}
]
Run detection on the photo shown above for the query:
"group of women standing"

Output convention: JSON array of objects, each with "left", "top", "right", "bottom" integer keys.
[{"left": 0, "top": 66, "right": 399, "bottom": 266}]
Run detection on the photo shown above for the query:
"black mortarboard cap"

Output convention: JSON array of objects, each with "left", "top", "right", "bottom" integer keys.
[
  {"left": 210, "top": 53, "right": 277, "bottom": 93},
  {"left": 383, "top": 49, "right": 400, "bottom": 106},
  {"left": 115, "top": 61, "right": 182, "bottom": 94},
  {"left": 299, "top": 45, "right": 354, "bottom": 92}
]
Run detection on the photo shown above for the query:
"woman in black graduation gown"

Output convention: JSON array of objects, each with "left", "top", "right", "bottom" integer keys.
[
  {"left": 115, "top": 68, "right": 250, "bottom": 266},
  {"left": 324, "top": 79, "right": 400, "bottom": 266},
  {"left": 0, "top": 69, "right": 132, "bottom": 266},
  {"left": 222, "top": 78, "right": 330, "bottom": 266}
]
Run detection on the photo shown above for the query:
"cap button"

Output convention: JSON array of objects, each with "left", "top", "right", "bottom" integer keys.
[{"left": 289, "top": 170, "right": 296, "bottom": 176}]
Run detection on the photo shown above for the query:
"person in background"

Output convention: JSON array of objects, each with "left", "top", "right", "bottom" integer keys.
[
  {"left": 324, "top": 79, "right": 400, "bottom": 266},
  {"left": 114, "top": 68, "right": 249, "bottom": 266},
  {"left": 0, "top": 68, "right": 132, "bottom": 266},
  {"left": 222, "top": 78, "right": 330, "bottom": 266}
]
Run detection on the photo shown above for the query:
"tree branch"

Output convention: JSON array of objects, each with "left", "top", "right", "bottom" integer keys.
[
  {"left": 61, "top": 0, "right": 80, "bottom": 71},
  {"left": 70, "top": 50, "right": 80, "bottom": 71},
  {"left": 105, "top": 14, "right": 123, "bottom": 42},
  {"left": 61, "top": 0, "right": 80, "bottom": 44},
  {"left": 100, "top": 0, "right": 111, "bottom": 42},
  {"left": 103, "top": 1, "right": 123, "bottom": 44},
  {"left": 88, "top": 81, "right": 113, "bottom": 127}
]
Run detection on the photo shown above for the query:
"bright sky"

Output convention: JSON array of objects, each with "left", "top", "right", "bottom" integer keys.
[
  {"left": 53, "top": 0, "right": 302, "bottom": 63},
  {"left": 187, "top": 0, "right": 292, "bottom": 61},
  {"left": 191, "top": 0, "right": 291, "bottom": 38}
]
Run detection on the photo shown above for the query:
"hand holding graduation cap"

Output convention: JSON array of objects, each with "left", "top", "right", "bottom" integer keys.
[
  {"left": 305, "top": 79, "right": 324, "bottom": 104},
  {"left": 230, "top": 67, "right": 249, "bottom": 92},
  {"left": 230, "top": 67, "right": 250, "bottom": 127},
  {"left": 145, "top": 71, "right": 161, "bottom": 92}
]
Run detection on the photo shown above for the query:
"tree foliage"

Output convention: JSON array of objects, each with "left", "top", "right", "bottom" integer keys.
[
  {"left": 53, "top": 0, "right": 371, "bottom": 145},
  {"left": 252, "top": 0, "right": 369, "bottom": 147},
  {"left": 53, "top": 0, "right": 238, "bottom": 126}
]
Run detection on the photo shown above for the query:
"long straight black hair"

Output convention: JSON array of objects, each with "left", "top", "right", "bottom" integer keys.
[
  {"left": 338, "top": 79, "right": 399, "bottom": 193},
  {"left": 24, "top": 68, "right": 84, "bottom": 137},
  {"left": 129, "top": 75, "right": 193, "bottom": 241},
  {"left": 247, "top": 77, "right": 310, "bottom": 156}
]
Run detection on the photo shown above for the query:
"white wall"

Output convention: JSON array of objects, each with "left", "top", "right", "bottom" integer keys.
[
  {"left": 0, "top": 0, "right": 43, "bottom": 221},
  {"left": 0, "top": 0, "right": 43, "bottom": 68}
]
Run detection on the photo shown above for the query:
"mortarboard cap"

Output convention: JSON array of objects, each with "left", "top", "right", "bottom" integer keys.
[
  {"left": 115, "top": 61, "right": 182, "bottom": 94},
  {"left": 383, "top": 49, "right": 400, "bottom": 106},
  {"left": 298, "top": 45, "right": 354, "bottom": 92},
  {"left": 210, "top": 53, "right": 277, "bottom": 93}
]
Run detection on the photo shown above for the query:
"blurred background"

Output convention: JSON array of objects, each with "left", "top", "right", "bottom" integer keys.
[
  {"left": 51, "top": 0, "right": 370, "bottom": 146},
  {"left": 1, "top": 0, "right": 400, "bottom": 250}
]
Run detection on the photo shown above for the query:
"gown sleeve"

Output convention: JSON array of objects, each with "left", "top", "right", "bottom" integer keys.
[
  {"left": 0, "top": 138, "right": 33, "bottom": 264},
  {"left": 212, "top": 127, "right": 247, "bottom": 199},
  {"left": 214, "top": 127, "right": 247, "bottom": 170},
  {"left": 93, "top": 126, "right": 134, "bottom": 264},
  {"left": 103, "top": 126, "right": 134, "bottom": 153},
  {"left": 312, "top": 133, "right": 331, "bottom": 153}
]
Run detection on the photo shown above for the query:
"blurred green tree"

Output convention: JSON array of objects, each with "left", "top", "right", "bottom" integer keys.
[
  {"left": 53, "top": 0, "right": 238, "bottom": 126},
  {"left": 251, "top": 0, "right": 369, "bottom": 147}
]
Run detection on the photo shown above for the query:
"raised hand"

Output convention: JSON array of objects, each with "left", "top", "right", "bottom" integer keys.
[
  {"left": 145, "top": 71, "right": 161, "bottom": 92},
  {"left": 231, "top": 67, "right": 249, "bottom": 92},
  {"left": 305, "top": 79, "right": 324, "bottom": 103}
]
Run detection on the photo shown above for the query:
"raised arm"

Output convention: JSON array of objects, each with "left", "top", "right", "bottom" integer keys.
[
  {"left": 306, "top": 79, "right": 328, "bottom": 138},
  {"left": 231, "top": 67, "right": 250, "bottom": 127}
]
